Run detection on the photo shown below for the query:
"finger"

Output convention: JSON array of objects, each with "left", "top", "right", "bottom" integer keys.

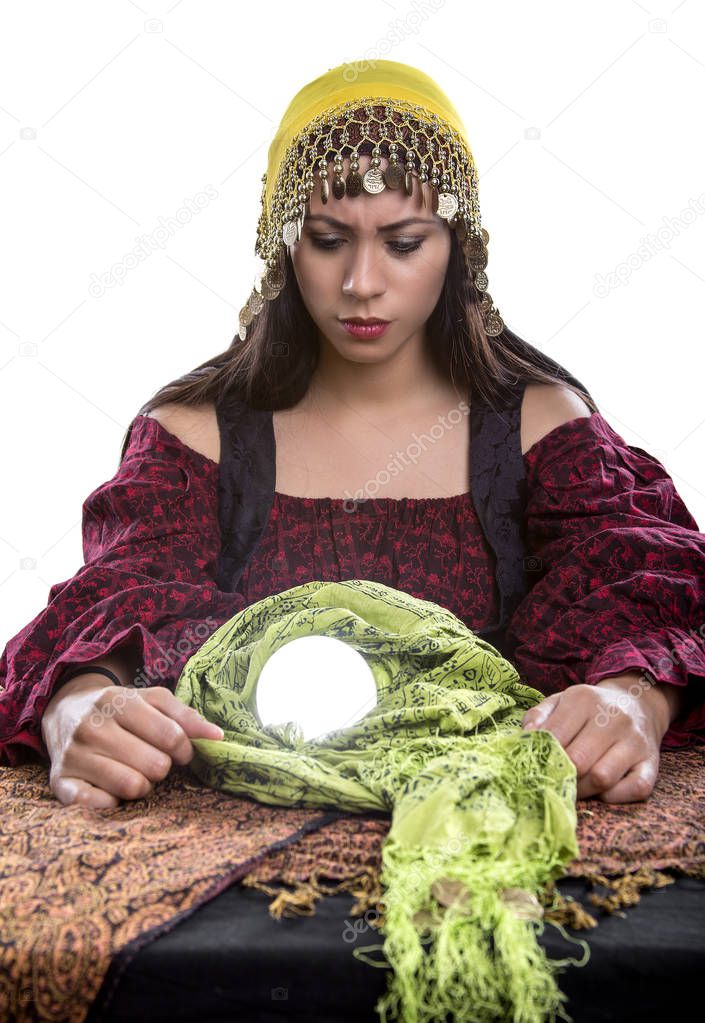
[
  {"left": 72, "top": 713, "right": 176, "bottom": 787},
  {"left": 86, "top": 687, "right": 213, "bottom": 768},
  {"left": 58, "top": 742, "right": 159, "bottom": 802},
  {"left": 524, "top": 695, "right": 588, "bottom": 750},
  {"left": 139, "top": 686, "right": 225, "bottom": 742},
  {"left": 573, "top": 740, "right": 630, "bottom": 800},
  {"left": 596, "top": 755, "right": 659, "bottom": 804},
  {"left": 52, "top": 774, "right": 121, "bottom": 809},
  {"left": 522, "top": 695, "right": 559, "bottom": 730}
]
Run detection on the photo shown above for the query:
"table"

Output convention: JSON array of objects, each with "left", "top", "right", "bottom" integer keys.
[{"left": 87, "top": 870, "right": 705, "bottom": 1023}]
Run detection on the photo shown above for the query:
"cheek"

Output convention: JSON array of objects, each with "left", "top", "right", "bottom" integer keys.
[
  {"left": 401, "top": 243, "right": 450, "bottom": 306},
  {"left": 290, "top": 250, "right": 334, "bottom": 312}
]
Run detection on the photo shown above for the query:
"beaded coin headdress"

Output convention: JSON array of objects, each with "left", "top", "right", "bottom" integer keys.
[{"left": 238, "top": 59, "right": 504, "bottom": 342}]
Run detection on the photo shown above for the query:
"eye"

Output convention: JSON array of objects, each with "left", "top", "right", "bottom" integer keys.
[{"left": 309, "top": 236, "right": 424, "bottom": 256}]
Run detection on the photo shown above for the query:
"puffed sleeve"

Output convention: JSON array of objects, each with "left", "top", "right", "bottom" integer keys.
[
  {"left": 504, "top": 412, "right": 705, "bottom": 749},
  {"left": 0, "top": 415, "right": 247, "bottom": 767}
]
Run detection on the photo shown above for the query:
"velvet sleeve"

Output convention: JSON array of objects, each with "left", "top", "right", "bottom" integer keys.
[
  {"left": 504, "top": 412, "right": 705, "bottom": 749},
  {"left": 0, "top": 415, "right": 246, "bottom": 767}
]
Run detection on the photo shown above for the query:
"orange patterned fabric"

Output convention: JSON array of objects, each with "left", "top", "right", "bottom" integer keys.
[{"left": 0, "top": 762, "right": 334, "bottom": 1023}]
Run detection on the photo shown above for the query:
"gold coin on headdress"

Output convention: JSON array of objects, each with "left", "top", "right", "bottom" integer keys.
[
  {"left": 436, "top": 192, "right": 458, "bottom": 220},
  {"left": 320, "top": 176, "right": 329, "bottom": 204},
  {"left": 384, "top": 162, "right": 404, "bottom": 189},
  {"left": 239, "top": 305, "right": 253, "bottom": 327},
  {"left": 481, "top": 228, "right": 490, "bottom": 245},
  {"left": 333, "top": 177, "right": 346, "bottom": 199},
  {"left": 238, "top": 324, "right": 247, "bottom": 341},
  {"left": 363, "top": 167, "right": 386, "bottom": 194},
  {"left": 479, "top": 292, "right": 493, "bottom": 313},
  {"left": 404, "top": 170, "right": 414, "bottom": 197},
  {"left": 464, "top": 232, "right": 484, "bottom": 257},
  {"left": 485, "top": 310, "right": 504, "bottom": 337},
  {"left": 474, "top": 270, "right": 489, "bottom": 291},
  {"left": 346, "top": 170, "right": 363, "bottom": 197},
  {"left": 265, "top": 265, "right": 285, "bottom": 291},
  {"left": 468, "top": 250, "right": 488, "bottom": 272},
  {"left": 282, "top": 221, "right": 298, "bottom": 245},
  {"left": 260, "top": 278, "right": 280, "bottom": 300},
  {"left": 248, "top": 290, "right": 264, "bottom": 315}
]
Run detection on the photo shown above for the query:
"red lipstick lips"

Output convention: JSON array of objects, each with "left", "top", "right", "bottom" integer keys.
[{"left": 340, "top": 318, "right": 391, "bottom": 338}]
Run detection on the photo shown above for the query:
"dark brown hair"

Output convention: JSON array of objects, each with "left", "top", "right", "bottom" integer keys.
[{"left": 120, "top": 221, "right": 598, "bottom": 463}]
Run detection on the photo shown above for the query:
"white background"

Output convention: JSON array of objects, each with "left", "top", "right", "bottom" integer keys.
[{"left": 1, "top": 0, "right": 703, "bottom": 652}]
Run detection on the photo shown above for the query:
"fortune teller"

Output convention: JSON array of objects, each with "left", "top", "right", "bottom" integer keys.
[{"left": 2, "top": 58, "right": 705, "bottom": 815}]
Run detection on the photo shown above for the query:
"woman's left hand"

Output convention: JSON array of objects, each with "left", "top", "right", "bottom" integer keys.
[{"left": 521, "top": 672, "right": 675, "bottom": 803}]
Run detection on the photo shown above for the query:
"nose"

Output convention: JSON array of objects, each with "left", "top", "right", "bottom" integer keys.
[{"left": 341, "top": 241, "right": 386, "bottom": 302}]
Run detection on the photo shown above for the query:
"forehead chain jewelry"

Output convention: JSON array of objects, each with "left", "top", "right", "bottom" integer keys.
[{"left": 238, "top": 99, "right": 503, "bottom": 342}]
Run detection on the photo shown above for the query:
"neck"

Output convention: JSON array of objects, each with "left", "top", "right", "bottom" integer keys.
[{"left": 305, "top": 332, "right": 467, "bottom": 421}]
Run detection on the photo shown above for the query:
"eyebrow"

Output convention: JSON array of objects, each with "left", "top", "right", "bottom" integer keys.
[{"left": 304, "top": 214, "right": 438, "bottom": 231}]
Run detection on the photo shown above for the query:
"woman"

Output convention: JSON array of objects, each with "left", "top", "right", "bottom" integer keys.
[{"left": 2, "top": 59, "right": 704, "bottom": 810}]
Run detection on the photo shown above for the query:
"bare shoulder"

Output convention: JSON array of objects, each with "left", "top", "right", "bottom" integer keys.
[
  {"left": 520, "top": 382, "right": 593, "bottom": 456},
  {"left": 144, "top": 401, "right": 221, "bottom": 465}
]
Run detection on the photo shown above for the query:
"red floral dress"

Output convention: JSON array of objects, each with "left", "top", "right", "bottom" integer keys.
[{"left": 1, "top": 410, "right": 703, "bottom": 766}]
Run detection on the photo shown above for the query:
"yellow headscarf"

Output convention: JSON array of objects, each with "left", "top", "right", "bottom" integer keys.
[
  {"left": 264, "top": 59, "right": 472, "bottom": 215},
  {"left": 237, "top": 59, "right": 504, "bottom": 343}
]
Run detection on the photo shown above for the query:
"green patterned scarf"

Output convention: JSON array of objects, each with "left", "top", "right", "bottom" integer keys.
[{"left": 175, "top": 579, "right": 581, "bottom": 1023}]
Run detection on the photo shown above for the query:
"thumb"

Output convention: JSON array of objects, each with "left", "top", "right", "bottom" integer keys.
[{"left": 522, "top": 696, "right": 557, "bottom": 730}]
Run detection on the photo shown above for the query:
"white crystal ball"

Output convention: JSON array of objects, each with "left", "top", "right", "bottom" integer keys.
[{"left": 255, "top": 634, "right": 378, "bottom": 743}]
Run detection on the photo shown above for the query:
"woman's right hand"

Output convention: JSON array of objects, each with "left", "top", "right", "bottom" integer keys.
[{"left": 41, "top": 674, "right": 225, "bottom": 808}]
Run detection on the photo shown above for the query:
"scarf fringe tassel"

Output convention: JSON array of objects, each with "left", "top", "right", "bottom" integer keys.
[{"left": 240, "top": 861, "right": 701, "bottom": 930}]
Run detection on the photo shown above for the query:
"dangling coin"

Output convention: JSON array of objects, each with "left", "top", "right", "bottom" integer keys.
[
  {"left": 465, "top": 233, "right": 484, "bottom": 256},
  {"left": 479, "top": 292, "right": 493, "bottom": 313},
  {"left": 260, "top": 278, "right": 280, "bottom": 300},
  {"left": 474, "top": 270, "right": 489, "bottom": 291},
  {"left": 362, "top": 167, "right": 386, "bottom": 194},
  {"left": 485, "top": 310, "right": 504, "bottom": 337},
  {"left": 346, "top": 169, "right": 363, "bottom": 197},
  {"left": 481, "top": 227, "right": 490, "bottom": 245},
  {"left": 383, "top": 162, "right": 404, "bottom": 189},
  {"left": 282, "top": 221, "right": 298, "bottom": 245},
  {"left": 248, "top": 290, "right": 264, "bottom": 315},
  {"left": 436, "top": 192, "right": 458, "bottom": 220},
  {"left": 239, "top": 304, "right": 253, "bottom": 327},
  {"left": 238, "top": 324, "right": 247, "bottom": 341},
  {"left": 333, "top": 176, "right": 346, "bottom": 199},
  {"left": 405, "top": 170, "right": 414, "bottom": 197},
  {"left": 265, "top": 265, "right": 285, "bottom": 290},
  {"left": 320, "top": 176, "right": 329, "bottom": 204},
  {"left": 468, "top": 250, "right": 488, "bottom": 272}
]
